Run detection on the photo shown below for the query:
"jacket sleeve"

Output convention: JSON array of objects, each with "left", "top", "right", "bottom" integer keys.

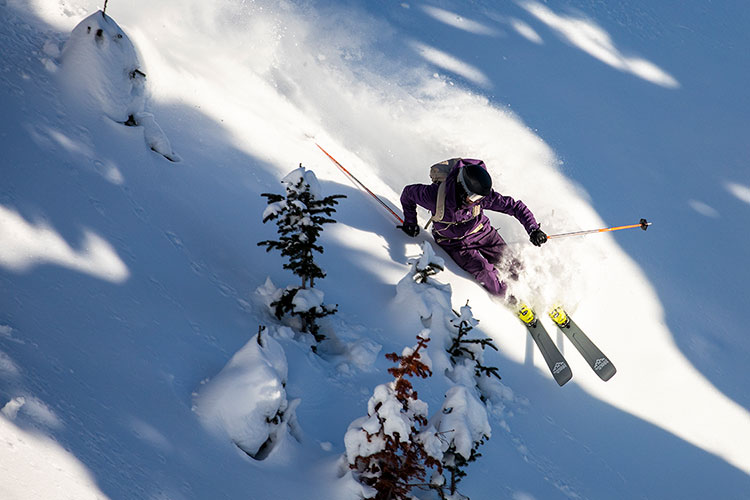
[
  {"left": 400, "top": 183, "right": 439, "bottom": 225},
  {"left": 484, "top": 191, "right": 539, "bottom": 234}
]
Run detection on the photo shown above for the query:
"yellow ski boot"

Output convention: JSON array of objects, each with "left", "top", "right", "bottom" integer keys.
[
  {"left": 517, "top": 303, "right": 537, "bottom": 327},
  {"left": 549, "top": 305, "right": 570, "bottom": 328}
]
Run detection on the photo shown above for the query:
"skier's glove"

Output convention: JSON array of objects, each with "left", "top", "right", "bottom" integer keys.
[
  {"left": 398, "top": 222, "right": 420, "bottom": 237},
  {"left": 529, "top": 228, "right": 548, "bottom": 247}
]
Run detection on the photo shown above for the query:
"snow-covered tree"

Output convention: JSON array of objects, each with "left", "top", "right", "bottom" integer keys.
[
  {"left": 392, "top": 243, "right": 498, "bottom": 498},
  {"left": 259, "top": 165, "right": 344, "bottom": 288},
  {"left": 258, "top": 165, "right": 345, "bottom": 346},
  {"left": 394, "top": 241, "right": 453, "bottom": 331},
  {"left": 431, "top": 305, "right": 500, "bottom": 498},
  {"left": 410, "top": 241, "right": 445, "bottom": 284},
  {"left": 446, "top": 304, "right": 502, "bottom": 394},
  {"left": 431, "top": 386, "right": 491, "bottom": 499},
  {"left": 345, "top": 332, "right": 443, "bottom": 500}
]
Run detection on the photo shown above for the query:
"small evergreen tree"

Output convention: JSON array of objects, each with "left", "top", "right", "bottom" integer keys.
[
  {"left": 432, "top": 305, "right": 497, "bottom": 499},
  {"left": 440, "top": 443, "right": 481, "bottom": 499},
  {"left": 410, "top": 241, "right": 445, "bottom": 284},
  {"left": 447, "top": 304, "right": 502, "bottom": 388},
  {"left": 396, "top": 244, "right": 497, "bottom": 499},
  {"left": 345, "top": 333, "right": 443, "bottom": 500},
  {"left": 258, "top": 165, "right": 345, "bottom": 346},
  {"left": 259, "top": 164, "right": 345, "bottom": 288}
]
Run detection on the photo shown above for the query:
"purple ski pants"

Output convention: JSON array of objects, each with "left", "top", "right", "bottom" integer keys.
[{"left": 437, "top": 226, "right": 512, "bottom": 297}]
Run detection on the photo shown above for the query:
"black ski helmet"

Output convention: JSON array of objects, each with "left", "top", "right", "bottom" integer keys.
[{"left": 457, "top": 163, "right": 492, "bottom": 200}]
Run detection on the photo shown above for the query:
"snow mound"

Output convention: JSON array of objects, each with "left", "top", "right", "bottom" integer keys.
[
  {"left": 193, "top": 329, "right": 300, "bottom": 460},
  {"left": 59, "top": 10, "right": 145, "bottom": 122},
  {"left": 59, "top": 10, "right": 179, "bottom": 161}
]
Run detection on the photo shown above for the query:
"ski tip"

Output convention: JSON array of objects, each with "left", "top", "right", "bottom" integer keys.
[
  {"left": 552, "top": 361, "right": 573, "bottom": 386},
  {"left": 593, "top": 357, "right": 617, "bottom": 381},
  {"left": 599, "top": 365, "right": 617, "bottom": 382},
  {"left": 557, "top": 369, "right": 573, "bottom": 387}
]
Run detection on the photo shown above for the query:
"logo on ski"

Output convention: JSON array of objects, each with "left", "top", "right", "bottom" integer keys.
[
  {"left": 552, "top": 361, "right": 568, "bottom": 375},
  {"left": 593, "top": 358, "right": 610, "bottom": 372}
]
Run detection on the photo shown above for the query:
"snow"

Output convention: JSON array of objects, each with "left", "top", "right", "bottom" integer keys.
[
  {"left": 282, "top": 166, "right": 324, "bottom": 201},
  {"left": 726, "top": 182, "right": 750, "bottom": 205},
  {"left": 58, "top": 11, "right": 146, "bottom": 122},
  {"left": 1, "top": 0, "right": 750, "bottom": 499},
  {"left": 57, "top": 9, "right": 177, "bottom": 160},
  {"left": 193, "top": 330, "right": 297, "bottom": 459},
  {"left": 414, "top": 241, "right": 445, "bottom": 275},
  {"left": 292, "top": 287, "right": 325, "bottom": 312},
  {"left": 0, "top": 418, "right": 108, "bottom": 500},
  {"left": 519, "top": 2, "right": 680, "bottom": 88},
  {"left": 432, "top": 385, "right": 491, "bottom": 461},
  {"left": 0, "top": 204, "right": 130, "bottom": 283}
]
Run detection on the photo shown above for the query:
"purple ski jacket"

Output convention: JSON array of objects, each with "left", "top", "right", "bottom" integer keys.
[{"left": 400, "top": 159, "right": 539, "bottom": 245}]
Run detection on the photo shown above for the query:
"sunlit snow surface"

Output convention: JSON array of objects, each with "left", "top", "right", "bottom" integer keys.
[{"left": 1, "top": 0, "right": 749, "bottom": 499}]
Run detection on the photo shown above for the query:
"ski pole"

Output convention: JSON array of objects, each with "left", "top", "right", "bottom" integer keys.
[
  {"left": 316, "top": 143, "right": 404, "bottom": 225},
  {"left": 546, "top": 218, "right": 652, "bottom": 240}
]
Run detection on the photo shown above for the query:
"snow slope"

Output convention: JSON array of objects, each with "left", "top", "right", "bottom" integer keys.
[{"left": 1, "top": 0, "right": 749, "bottom": 499}]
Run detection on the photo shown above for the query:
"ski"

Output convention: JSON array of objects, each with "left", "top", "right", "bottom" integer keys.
[
  {"left": 549, "top": 307, "right": 616, "bottom": 381},
  {"left": 518, "top": 305, "right": 572, "bottom": 386}
]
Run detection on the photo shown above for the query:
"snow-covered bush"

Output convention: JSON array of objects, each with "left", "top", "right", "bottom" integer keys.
[
  {"left": 344, "top": 332, "right": 443, "bottom": 500},
  {"left": 431, "top": 386, "right": 491, "bottom": 499},
  {"left": 410, "top": 241, "right": 445, "bottom": 284},
  {"left": 434, "top": 307, "right": 500, "bottom": 499},
  {"left": 396, "top": 244, "right": 503, "bottom": 397},
  {"left": 446, "top": 304, "right": 501, "bottom": 396},
  {"left": 258, "top": 165, "right": 345, "bottom": 347},
  {"left": 394, "top": 244, "right": 500, "bottom": 498},
  {"left": 395, "top": 242, "right": 453, "bottom": 327},
  {"left": 193, "top": 326, "right": 300, "bottom": 460}
]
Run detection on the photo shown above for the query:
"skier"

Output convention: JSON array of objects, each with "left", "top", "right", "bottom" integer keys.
[{"left": 399, "top": 158, "right": 547, "bottom": 302}]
